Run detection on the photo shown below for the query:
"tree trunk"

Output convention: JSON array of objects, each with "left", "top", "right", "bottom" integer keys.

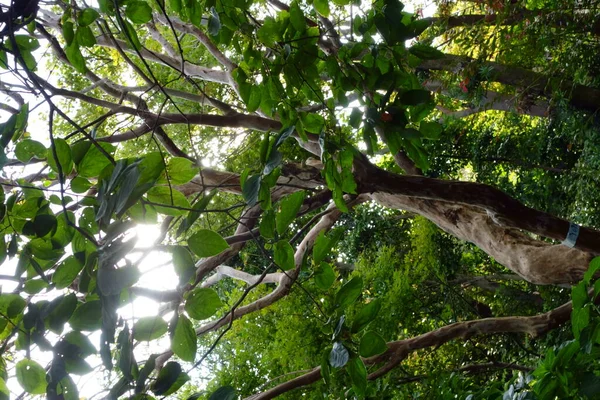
[{"left": 419, "top": 54, "right": 600, "bottom": 113}]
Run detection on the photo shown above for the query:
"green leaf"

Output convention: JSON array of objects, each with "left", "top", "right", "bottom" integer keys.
[
  {"left": 69, "top": 300, "right": 102, "bottom": 331},
  {"left": 347, "top": 357, "right": 367, "bottom": 397},
  {"left": 16, "top": 359, "right": 46, "bottom": 394},
  {"left": 52, "top": 256, "right": 84, "bottom": 289},
  {"left": 133, "top": 316, "right": 168, "bottom": 341},
  {"left": 259, "top": 209, "right": 276, "bottom": 239},
  {"left": 0, "top": 294, "right": 26, "bottom": 318},
  {"left": 15, "top": 139, "right": 45, "bottom": 162},
  {"left": 289, "top": 2, "right": 306, "bottom": 32},
  {"left": 0, "top": 377, "right": 9, "bottom": 400},
  {"left": 242, "top": 174, "right": 260, "bottom": 206},
  {"left": 76, "top": 26, "right": 96, "bottom": 47},
  {"left": 63, "top": 331, "right": 97, "bottom": 356},
  {"left": 151, "top": 361, "right": 184, "bottom": 396},
  {"left": 126, "top": 1, "right": 153, "bottom": 24},
  {"left": 584, "top": 256, "right": 600, "bottom": 284},
  {"left": 65, "top": 42, "right": 86, "bottom": 73},
  {"left": 23, "top": 279, "right": 48, "bottom": 294},
  {"left": 146, "top": 186, "right": 191, "bottom": 216},
  {"left": 312, "top": 229, "right": 342, "bottom": 264},
  {"left": 276, "top": 191, "right": 305, "bottom": 234},
  {"left": 409, "top": 44, "right": 444, "bottom": 60},
  {"left": 400, "top": 89, "right": 431, "bottom": 106},
  {"left": 171, "top": 246, "right": 196, "bottom": 284},
  {"left": 71, "top": 176, "right": 92, "bottom": 193},
  {"left": 420, "top": 121, "right": 442, "bottom": 140},
  {"left": 359, "top": 331, "right": 387, "bottom": 357},
  {"left": 47, "top": 293, "right": 78, "bottom": 333},
  {"left": 78, "top": 8, "right": 100, "bottom": 27},
  {"left": 329, "top": 341, "right": 349, "bottom": 368},
  {"left": 335, "top": 276, "right": 363, "bottom": 309},
  {"left": 47, "top": 138, "right": 73, "bottom": 175},
  {"left": 188, "top": 229, "right": 229, "bottom": 258},
  {"left": 33, "top": 214, "right": 56, "bottom": 238},
  {"left": 247, "top": 85, "right": 262, "bottom": 113},
  {"left": 77, "top": 142, "right": 115, "bottom": 178},
  {"left": 163, "top": 157, "right": 198, "bottom": 185},
  {"left": 209, "top": 385, "right": 236, "bottom": 400},
  {"left": 300, "top": 113, "right": 325, "bottom": 133},
  {"left": 274, "top": 240, "right": 295, "bottom": 270},
  {"left": 172, "top": 314, "right": 196, "bottom": 362},
  {"left": 208, "top": 7, "right": 221, "bottom": 36},
  {"left": 97, "top": 265, "right": 139, "bottom": 296},
  {"left": 184, "top": 288, "right": 223, "bottom": 320},
  {"left": 572, "top": 282, "right": 589, "bottom": 310},
  {"left": 313, "top": 0, "right": 330, "bottom": 17},
  {"left": 314, "top": 261, "right": 335, "bottom": 290},
  {"left": 351, "top": 299, "right": 382, "bottom": 333}
]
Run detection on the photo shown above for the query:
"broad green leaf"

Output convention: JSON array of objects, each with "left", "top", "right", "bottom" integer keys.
[
  {"left": 313, "top": 0, "right": 330, "bottom": 17},
  {"left": 16, "top": 359, "right": 46, "bottom": 394},
  {"left": 146, "top": 186, "right": 191, "bottom": 216},
  {"left": 300, "top": 113, "right": 325, "bottom": 133},
  {"left": 359, "top": 331, "right": 387, "bottom": 357},
  {"left": 0, "top": 294, "right": 26, "bottom": 318},
  {"left": 172, "top": 315, "right": 196, "bottom": 362},
  {"left": 151, "top": 361, "right": 183, "bottom": 396},
  {"left": 351, "top": 299, "right": 382, "bottom": 333},
  {"left": 312, "top": 229, "right": 343, "bottom": 264},
  {"left": 33, "top": 214, "right": 56, "bottom": 238},
  {"left": 78, "top": 8, "right": 100, "bottom": 27},
  {"left": 62, "top": 21, "right": 75, "bottom": 46},
  {"left": 247, "top": 85, "right": 262, "bottom": 113},
  {"left": 76, "top": 26, "right": 96, "bottom": 48},
  {"left": 335, "top": 276, "right": 363, "bottom": 309},
  {"left": 209, "top": 385, "right": 236, "bottom": 400},
  {"left": 329, "top": 341, "right": 349, "bottom": 368},
  {"left": 15, "top": 139, "right": 45, "bottom": 162},
  {"left": 52, "top": 256, "right": 84, "bottom": 289},
  {"left": 409, "top": 44, "right": 444, "bottom": 60},
  {"left": 0, "top": 377, "right": 8, "bottom": 400},
  {"left": 274, "top": 240, "right": 295, "bottom": 270},
  {"left": 208, "top": 7, "right": 221, "bottom": 36},
  {"left": 184, "top": 288, "right": 223, "bottom": 320},
  {"left": 347, "top": 357, "right": 367, "bottom": 397},
  {"left": 47, "top": 293, "right": 78, "bottom": 333},
  {"left": 23, "top": 279, "right": 47, "bottom": 294},
  {"left": 69, "top": 300, "right": 102, "bottom": 331},
  {"left": 133, "top": 316, "right": 168, "bottom": 341},
  {"left": 126, "top": 1, "right": 153, "bottom": 24},
  {"left": 97, "top": 265, "right": 139, "bottom": 296},
  {"left": 163, "top": 157, "right": 198, "bottom": 185},
  {"left": 289, "top": 2, "right": 306, "bottom": 32},
  {"left": 400, "top": 89, "right": 431, "bottom": 106},
  {"left": 275, "top": 191, "right": 305, "bottom": 234},
  {"left": 47, "top": 138, "right": 73, "bottom": 175},
  {"left": 584, "top": 256, "right": 600, "bottom": 284},
  {"left": 171, "top": 246, "right": 196, "bottom": 284},
  {"left": 188, "top": 229, "right": 229, "bottom": 258},
  {"left": 71, "top": 177, "right": 92, "bottom": 193},
  {"left": 314, "top": 261, "right": 335, "bottom": 290},
  {"left": 242, "top": 174, "right": 260, "bottom": 206},
  {"left": 76, "top": 143, "right": 115, "bottom": 178},
  {"left": 63, "top": 331, "right": 97, "bottom": 356},
  {"left": 65, "top": 42, "right": 86, "bottom": 73},
  {"left": 259, "top": 209, "right": 276, "bottom": 239},
  {"left": 420, "top": 121, "right": 442, "bottom": 140}
]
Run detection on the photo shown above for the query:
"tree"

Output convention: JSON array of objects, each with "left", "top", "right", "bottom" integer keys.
[{"left": 0, "top": 0, "right": 599, "bottom": 398}]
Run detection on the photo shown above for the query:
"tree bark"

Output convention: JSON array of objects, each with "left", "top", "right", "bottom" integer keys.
[
  {"left": 419, "top": 54, "right": 600, "bottom": 113},
  {"left": 246, "top": 297, "right": 575, "bottom": 398}
]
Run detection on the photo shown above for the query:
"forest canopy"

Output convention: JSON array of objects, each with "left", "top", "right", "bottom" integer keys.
[{"left": 0, "top": 0, "right": 600, "bottom": 398}]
